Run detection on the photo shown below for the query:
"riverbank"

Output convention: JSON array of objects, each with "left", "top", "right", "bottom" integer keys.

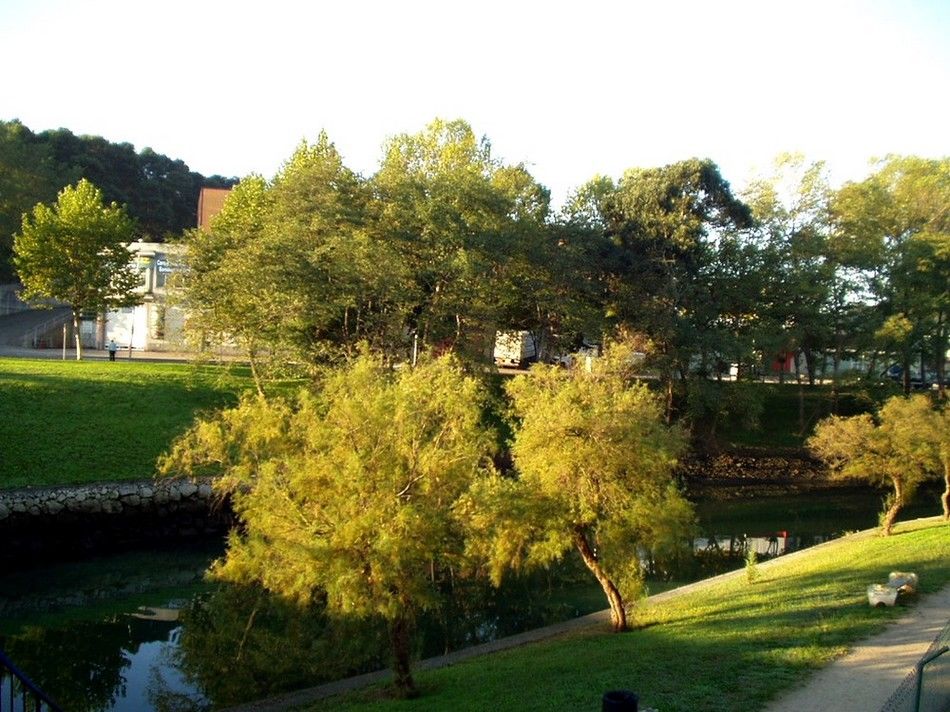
[
  {"left": 677, "top": 450, "right": 831, "bottom": 494},
  {"left": 0, "top": 478, "right": 231, "bottom": 567},
  {"left": 1, "top": 356, "right": 897, "bottom": 491},
  {"left": 284, "top": 518, "right": 949, "bottom": 711}
]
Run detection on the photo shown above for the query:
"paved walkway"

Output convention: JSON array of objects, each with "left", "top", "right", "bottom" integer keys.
[
  {"left": 0, "top": 345, "right": 226, "bottom": 362},
  {"left": 764, "top": 585, "right": 950, "bottom": 712}
]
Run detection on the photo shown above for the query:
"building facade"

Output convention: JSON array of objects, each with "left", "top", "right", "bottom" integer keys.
[{"left": 101, "top": 242, "right": 186, "bottom": 351}]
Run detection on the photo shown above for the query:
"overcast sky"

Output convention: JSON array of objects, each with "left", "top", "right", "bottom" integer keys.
[{"left": 2, "top": 0, "right": 948, "bottom": 205}]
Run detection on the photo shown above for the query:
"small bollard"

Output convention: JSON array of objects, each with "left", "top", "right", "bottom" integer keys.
[{"left": 603, "top": 689, "right": 638, "bottom": 712}]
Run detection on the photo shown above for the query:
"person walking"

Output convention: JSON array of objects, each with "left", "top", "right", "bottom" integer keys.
[{"left": 108, "top": 339, "right": 118, "bottom": 362}]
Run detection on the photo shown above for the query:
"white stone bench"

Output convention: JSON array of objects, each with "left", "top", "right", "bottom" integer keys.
[{"left": 867, "top": 572, "right": 919, "bottom": 607}]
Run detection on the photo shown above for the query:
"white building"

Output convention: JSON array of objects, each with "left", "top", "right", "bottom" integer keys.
[{"left": 101, "top": 241, "right": 186, "bottom": 351}]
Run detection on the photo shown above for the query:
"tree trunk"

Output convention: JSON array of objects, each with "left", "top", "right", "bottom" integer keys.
[
  {"left": 388, "top": 613, "right": 418, "bottom": 698},
  {"left": 941, "top": 459, "right": 949, "bottom": 522},
  {"left": 247, "top": 347, "right": 265, "bottom": 397},
  {"left": 804, "top": 346, "right": 816, "bottom": 386},
  {"left": 73, "top": 310, "right": 82, "bottom": 360},
  {"left": 664, "top": 377, "right": 674, "bottom": 425},
  {"left": 573, "top": 526, "right": 627, "bottom": 631},
  {"left": 881, "top": 479, "right": 904, "bottom": 536},
  {"left": 795, "top": 352, "right": 805, "bottom": 436},
  {"left": 831, "top": 347, "right": 841, "bottom": 415}
]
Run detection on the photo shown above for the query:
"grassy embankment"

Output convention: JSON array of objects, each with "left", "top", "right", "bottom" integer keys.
[
  {"left": 0, "top": 357, "right": 257, "bottom": 488},
  {"left": 307, "top": 518, "right": 949, "bottom": 712},
  {"left": 0, "top": 357, "right": 899, "bottom": 488}
]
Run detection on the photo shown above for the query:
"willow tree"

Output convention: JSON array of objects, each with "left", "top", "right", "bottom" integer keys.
[
  {"left": 808, "top": 394, "right": 942, "bottom": 535},
  {"left": 160, "top": 353, "right": 494, "bottom": 697},
  {"left": 460, "top": 343, "right": 693, "bottom": 632},
  {"left": 13, "top": 179, "right": 138, "bottom": 359}
]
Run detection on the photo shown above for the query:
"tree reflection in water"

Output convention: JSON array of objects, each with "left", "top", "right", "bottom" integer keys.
[
  {"left": 176, "top": 561, "right": 609, "bottom": 707},
  {"left": 176, "top": 584, "right": 388, "bottom": 707}
]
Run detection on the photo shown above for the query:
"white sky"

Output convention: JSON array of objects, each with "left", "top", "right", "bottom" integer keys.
[{"left": 1, "top": 0, "right": 948, "bottom": 206}]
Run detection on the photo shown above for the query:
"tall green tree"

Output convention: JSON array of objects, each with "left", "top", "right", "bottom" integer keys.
[
  {"left": 182, "top": 133, "right": 406, "bottom": 384},
  {"left": 13, "top": 179, "right": 139, "bottom": 359},
  {"left": 266, "top": 135, "right": 408, "bottom": 361},
  {"left": 160, "top": 353, "right": 496, "bottom": 697},
  {"left": 808, "top": 394, "right": 942, "bottom": 535},
  {"left": 744, "top": 155, "right": 836, "bottom": 386},
  {"left": 370, "top": 118, "right": 552, "bottom": 360},
  {"left": 601, "top": 158, "right": 754, "bottom": 417},
  {"left": 461, "top": 342, "right": 693, "bottom": 631},
  {"left": 484, "top": 165, "right": 601, "bottom": 358},
  {"left": 179, "top": 174, "right": 274, "bottom": 384},
  {"left": 0, "top": 120, "right": 72, "bottom": 281},
  {"left": 833, "top": 156, "right": 950, "bottom": 393}
]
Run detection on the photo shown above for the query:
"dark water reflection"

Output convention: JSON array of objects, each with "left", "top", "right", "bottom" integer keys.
[{"left": 0, "top": 489, "right": 942, "bottom": 710}]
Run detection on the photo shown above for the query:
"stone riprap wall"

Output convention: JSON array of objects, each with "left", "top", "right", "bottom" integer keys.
[
  {"left": 675, "top": 452, "right": 861, "bottom": 499},
  {"left": 678, "top": 453, "right": 825, "bottom": 485},
  {"left": 0, "top": 478, "right": 233, "bottom": 566}
]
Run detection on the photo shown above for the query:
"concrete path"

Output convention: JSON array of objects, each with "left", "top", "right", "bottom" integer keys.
[
  {"left": 764, "top": 586, "right": 950, "bottom": 712},
  {"left": 0, "top": 344, "right": 225, "bottom": 362}
]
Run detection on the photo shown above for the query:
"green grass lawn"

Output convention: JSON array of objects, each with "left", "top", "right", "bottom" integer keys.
[
  {"left": 0, "top": 358, "right": 256, "bottom": 488},
  {"left": 307, "top": 518, "right": 950, "bottom": 712},
  {"left": 0, "top": 359, "right": 895, "bottom": 489}
]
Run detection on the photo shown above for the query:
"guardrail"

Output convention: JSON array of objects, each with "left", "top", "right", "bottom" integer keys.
[
  {"left": 913, "top": 644, "right": 949, "bottom": 712},
  {"left": 27, "top": 312, "right": 71, "bottom": 349},
  {"left": 0, "top": 649, "right": 63, "bottom": 712},
  {"left": 881, "top": 618, "right": 950, "bottom": 712}
]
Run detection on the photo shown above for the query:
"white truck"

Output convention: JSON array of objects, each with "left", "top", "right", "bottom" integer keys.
[{"left": 493, "top": 330, "right": 537, "bottom": 368}]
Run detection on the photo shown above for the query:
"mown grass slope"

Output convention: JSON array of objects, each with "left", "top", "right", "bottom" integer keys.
[
  {"left": 308, "top": 518, "right": 950, "bottom": 712},
  {"left": 0, "top": 358, "right": 255, "bottom": 487}
]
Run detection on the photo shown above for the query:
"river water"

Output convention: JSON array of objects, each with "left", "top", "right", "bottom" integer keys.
[{"left": 0, "top": 489, "right": 942, "bottom": 711}]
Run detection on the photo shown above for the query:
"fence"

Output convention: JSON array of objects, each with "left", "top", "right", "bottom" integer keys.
[
  {"left": 0, "top": 650, "right": 63, "bottom": 712},
  {"left": 881, "top": 619, "right": 950, "bottom": 712}
]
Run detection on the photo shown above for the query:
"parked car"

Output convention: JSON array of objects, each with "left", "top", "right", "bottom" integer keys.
[{"left": 881, "top": 364, "right": 935, "bottom": 390}]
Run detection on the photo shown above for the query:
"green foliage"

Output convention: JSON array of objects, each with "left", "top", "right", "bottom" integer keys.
[
  {"left": 461, "top": 343, "right": 694, "bottom": 630},
  {"left": 808, "top": 394, "right": 943, "bottom": 533},
  {"left": 0, "top": 120, "right": 70, "bottom": 280},
  {"left": 13, "top": 179, "right": 139, "bottom": 358},
  {"left": 599, "top": 159, "right": 756, "bottom": 402},
  {"left": 744, "top": 155, "right": 837, "bottom": 385},
  {"left": 14, "top": 179, "right": 138, "bottom": 306},
  {"left": 160, "top": 352, "right": 497, "bottom": 694},
  {"left": 0, "top": 118, "right": 236, "bottom": 280},
  {"left": 180, "top": 119, "right": 564, "bottom": 374},
  {"left": 685, "top": 379, "right": 764, "bottom": 449},
  {"left": 371, "top": 118, "right": 554, "bottom": 359},
  {"left": 832, "top": 156, "right": 950, "bottom": 392}
]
